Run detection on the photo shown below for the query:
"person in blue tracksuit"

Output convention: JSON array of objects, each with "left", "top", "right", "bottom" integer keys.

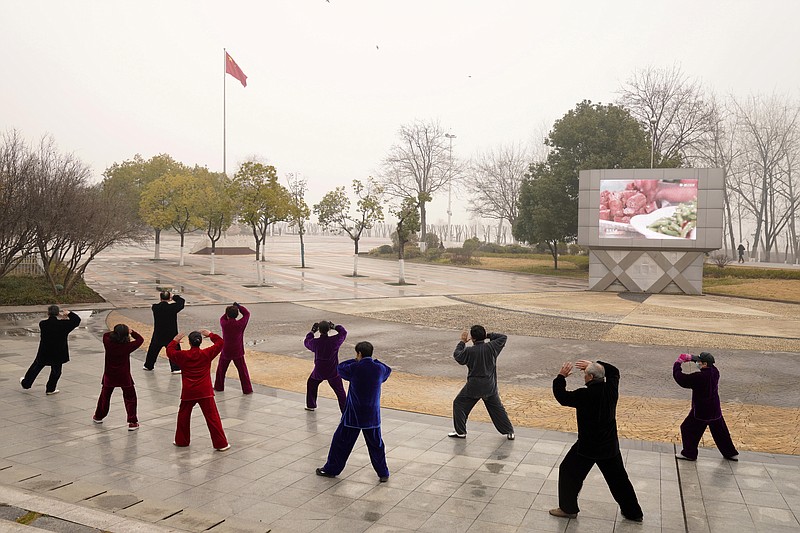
[{"left": 316, "top": 341, "right": 392, "bottom": 482}]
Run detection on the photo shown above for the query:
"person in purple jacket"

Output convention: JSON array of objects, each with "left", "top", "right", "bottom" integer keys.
[
  {"left": 316, "top": 341, "right": 392, "bottom": 482},
  {"left": 304, "top": 320, "right": 347, "bottom": 412},
  {"left": 673, "top": 352, "right": 739, "bottom": 461},
  {"left": 214, "top": 303, "right": 252, "bottom": 394}
]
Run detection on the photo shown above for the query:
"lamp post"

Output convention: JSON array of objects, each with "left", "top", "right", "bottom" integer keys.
[
  {"left": 445, "top": 133, "right": 456, "bottom": 243},
  {"left": 649, "top": 119, "right": 657, "bottom": 168}
]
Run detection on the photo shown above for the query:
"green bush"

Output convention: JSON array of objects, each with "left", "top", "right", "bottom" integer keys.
[
  {"left": 462, "top": 237, "right": 481, "bottom": 252},
  {"left": 703, "top": 265, "right": 800, "bottom": 280},
  {"left": 369, "top": 244, "right": 394, "bottom": 256},
  {"left": 478, "top": 243, "right": 532, "bottom": 254},
  {"left": 0, "top": 276, "right": 104, "bottom": 306},
  {"left": 447, "top": 247, "right": 478, "bottom": 264},
  {"left": 423, "top": 233, "right": 440, "bottom": 250}
]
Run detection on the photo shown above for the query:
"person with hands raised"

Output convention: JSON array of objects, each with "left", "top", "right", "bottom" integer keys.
[
  {"left": 550, "top": 359, "right": 643, "bottom": 522},
  {"left": 93, "top": 324, "right": 144, "bottom": 430},
  {"left": 304, "top": 319, "right": 347, "bottom": 412},
  {"left": 215, "top": 302, "right": 252, "bottom": 394}
]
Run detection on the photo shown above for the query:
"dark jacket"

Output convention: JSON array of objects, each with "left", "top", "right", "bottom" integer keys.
[
  {"left": 305, "top": 325, "right": 348, "bottom": 380},
  {"left": 220, "top": 304, "right": 250, "bottom": 360},
  {"left": 673, "top": 362, "right": 723, "bottom": 422},
  {"left": 101, "top": 330, "right": 144, "bottom": 387},
  {"left": 338, "top": 357, "right": 391, "bottom": 429},
  {"left": 167, "top": 333, "right": 224, "bottom": 401},
  {"left": 36, "top": 312, "right": 81, "bottom": 365},
  {"left": 454, "top": 333, "right": 507, "bottom": 396},
  {"left": 150, "top": 295, "right": 185, "bottom": 343},
  {"left": 553, "top": 361, "right": 620, "bottom": 460}
]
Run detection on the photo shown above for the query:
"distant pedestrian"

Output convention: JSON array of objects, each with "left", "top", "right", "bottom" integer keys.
[
  {"left": 167, "top": 329, "right": 229, "bottom": 450},
  {"left": 304, "top": 320, "right": 347, "bottom": 412},
  {"left": 143, "top": 291, "right": 185, "bottom": 373},
  {"left": 737, "top": 243, "right": 746, "bottom": 263},
  {"left": 93, "top": 324, "right": 144, "bottom": 430},
  {"left": 215, "top": 303, "right": 252, "bottom": 394},
  {"left": 550, "top": 360, "right": 643, "bottom": 522},
  {"left": 20, "top": 306, "right": 81, "bottom": 395},
  {"left": 316, "top": 341, "right": 391, "bottom": 481},
  {"left": 673, "top": 352, "right": 739, "bottom": 462},
  {"left": 449, "top": 325, "right": 515, "bottom": 440}
]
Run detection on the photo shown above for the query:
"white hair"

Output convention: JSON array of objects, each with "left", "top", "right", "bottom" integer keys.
[{"left": 585, "top": 362, "right": 605, "bottom": 380}]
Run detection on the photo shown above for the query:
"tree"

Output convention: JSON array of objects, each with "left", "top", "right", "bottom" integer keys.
[
  {"left": 102, "top": 153, "right": 187, "bottom": 260},
  {"left": 0, "top": 130, "right": 38, "bottom": 279},
  {"left": 465, "top": 143, "right": 531, "bottom": 241},
  {"left": 286, "top": 173, "right": 310, "bottom": 268},
  {"left": 380, "top": 120, "right": 458, "bottom": 241},
  {"left": 618, "top": 65, "right": 717, "bottom": 167},
  {"left": 140, "top": 172, "right": 202, "bottom": 266},
  {"left": 231, "top": 161, "right": 291, "bottom": 262},
  {"left": 392, "top": 195, "right": 425, "bottom": 284},
  {"left": 314, "top": 178, "right": 384, "bottom": 277},
  {"left": 196, "top": 171, "right": 237, "bottom": 275},
  {"left": 513, "top": 101, "right": 650, "bottom": 267}
]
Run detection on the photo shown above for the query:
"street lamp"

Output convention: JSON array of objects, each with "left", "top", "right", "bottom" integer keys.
[
  {"left": 649, "top": 119, "right": 657, "bottom": 168},
  {"left": 445, "top": 133, "right": 456, "bottom": 242}
]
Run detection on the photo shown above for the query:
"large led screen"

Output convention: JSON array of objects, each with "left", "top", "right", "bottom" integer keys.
[{"left": 599, "top": 179, "right": 698, "bottom": 240}]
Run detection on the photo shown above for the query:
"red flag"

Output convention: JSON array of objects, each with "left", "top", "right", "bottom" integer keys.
[{"left": 225, "top": 52, "right": 247, "bottom": 87}]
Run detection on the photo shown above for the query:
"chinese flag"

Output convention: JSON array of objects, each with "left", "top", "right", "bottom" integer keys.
[{"left": 225, "top": 52, "right": 247, "bottom": 87}]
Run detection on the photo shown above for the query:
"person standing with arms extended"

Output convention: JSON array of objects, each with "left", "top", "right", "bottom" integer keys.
[
  {"left": 449, "top": 325, "right": 515, "bottom": 440},
  {"left": 304, "top": 320, "right": 347, "bottom": 412},
  {"left": 93, "top": 324, "right": 144, "bottom": 430},
  {"left": 316, "top": 341, "right": 391, "bottom": 481},
  {"left": 673, "top": 352, "right": 739, "bottom": 462},
  {"left": 215, "top": 303, "right": 252, "bottom": 394},
  {"left": 143, "top": 291, "right": 185, "bottom": 373},
  {"left": 167, "top": 329, "right": 229, "bottom": 451},
  {"left": 20, "top": 305, "right": 81, "bottom": 395},
  {"left": 550, "top": 359, "right": 643, "bottom": 522}
]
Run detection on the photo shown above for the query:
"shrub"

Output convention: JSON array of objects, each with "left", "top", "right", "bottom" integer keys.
[
  {"left": 709, "top": 252, "right": 732, "bottom": 268},
  {"left": 423, "top": 233, "right": 440, "bottom": 250},
  {"left": 703, "top": 265, "right": 800, "bottom": 280},
  {"left": 448, "top": 247, "right": 477, "bottom": 264},
  {"left": 369, "top": 244, "right": 394, "bottom": 256},
  {"left": 462, "top": 237, "right": 481, "bottom": 253}
]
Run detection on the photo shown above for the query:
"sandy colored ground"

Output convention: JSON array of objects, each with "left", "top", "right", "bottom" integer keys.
[
  {"left": 111, "top": 311, "right": 800, "bottom": 456},
  {"left": 704, "top": 279, "right": 800, "bottom": 303}
]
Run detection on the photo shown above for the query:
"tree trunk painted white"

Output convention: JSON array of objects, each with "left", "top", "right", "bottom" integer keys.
[
  {"left": 179, "top": 245, "right": 185, "bottom": 266},
  {"left": 398, "top": 259, "right": 405, "bottom": 284},
  {"left": 352, "top": 254, "right": 358, "bottom": 277},
  {"left": 154, "top": 240, "right": 161, "bottom": 261},
  {"left": 210, "top": 252, "right": 216, "bottom": 275}
]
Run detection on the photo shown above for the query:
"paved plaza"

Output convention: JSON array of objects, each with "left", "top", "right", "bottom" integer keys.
[{"left": 1, "top": 234, "right": 799, "bottom": 532}]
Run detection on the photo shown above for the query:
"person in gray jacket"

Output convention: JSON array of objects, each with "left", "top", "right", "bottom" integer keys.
[{"left": 449, "top": 325, "right": 515, "bottom": 440}]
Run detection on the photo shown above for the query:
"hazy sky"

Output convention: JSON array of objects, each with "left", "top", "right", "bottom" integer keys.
[{"left": 2, "top": 1, "right": 798, "bottom": 226}]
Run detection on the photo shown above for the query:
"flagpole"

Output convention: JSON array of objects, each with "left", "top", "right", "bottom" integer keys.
[{"left": 223, "top": 48, "right": 227, "bottom": 176}]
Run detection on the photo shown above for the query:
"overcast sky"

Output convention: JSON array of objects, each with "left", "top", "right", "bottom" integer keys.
[{"left": 2, "top": 1, "right": 798, "bottom": 226}]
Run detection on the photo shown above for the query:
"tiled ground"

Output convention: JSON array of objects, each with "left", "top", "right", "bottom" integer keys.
[{"left": 2, "top": 314, "right": 800, "bottom": 532}]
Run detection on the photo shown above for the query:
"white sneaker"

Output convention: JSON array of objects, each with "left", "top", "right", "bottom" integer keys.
[
  {"left": 215, "top": 444, "right": 231, "bottom": 451},
  {"left": 506, "top": 433, "right": 515, "bottom": 441},
  {"left": 447, "top": 432, "right": 467, "bottom": 439},
  {"left": 171, "top": 370, "right": 182, "bottom": 375},
  {"left": 142, "top": 365, "right": 153, "bottom": 371},
  {"left": 304, "top": 407, "right": 316, "bottom": 411},
  {"left": 92, "top": 417, "right": 103, "bottom": 424},
  {"left": 46, "top": 389, "right": 60, "bottom": 395}
]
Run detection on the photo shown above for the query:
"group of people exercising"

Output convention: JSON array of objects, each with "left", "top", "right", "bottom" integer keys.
[{"left": 20, "top": 291, "right": 739, "bottom": 524}]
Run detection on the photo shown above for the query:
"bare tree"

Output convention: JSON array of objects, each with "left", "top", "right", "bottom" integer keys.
[
  {"left": 618, "top": 64, "right": 716, "bottom": 166},
  {"left": 381, "top": 120, "right": 459, "bottom": 240},
  {"left": 0, "top": 130, "right": 38, "bottom": 279},
  {"left": 465, "top": 143, "right": 531, "bottom": 242}
]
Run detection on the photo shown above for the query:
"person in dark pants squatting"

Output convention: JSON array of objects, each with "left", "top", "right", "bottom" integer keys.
[
  {"left": 550, "top": 359, "right": 643, "bottom": 522},
  {"left": 20, "top": 306, "right": 81, "bottom": 395},
  {"left": 93, "top": 324, "right": 144, "bottom": 430},
  {"left": 304, "top": 320, "right": 347, "bottom": 412},
  {"left": 673, "top": 352, "right": 739, "bottom": 462},
  {"left": 316, "top": 341, "right": 391, "bottom": 482},
  {"left": 449, "top": 326, "right": 515, "bottom": 440},
  {"left": 143, "top": 291, "right": 185, "bottom": 373}
]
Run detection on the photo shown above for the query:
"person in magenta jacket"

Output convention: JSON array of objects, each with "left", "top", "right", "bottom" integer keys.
[
  {"left": 673, "top": 352, "right": 739, "bottom": 461},
  {"left": 304, "top": 320, "right": 347, "bottom": 412},
  {"left": 93, "top": 324, "right": 144, "bottom": 430},
  {"left": 316, "top": 341, "right": 392, "bottom": 481},
  {"left": 167, "top": 329, "right": 229, "bottom": 451},
  {"left": 215, "top": 302, "right": 252, "bottom": 394}
]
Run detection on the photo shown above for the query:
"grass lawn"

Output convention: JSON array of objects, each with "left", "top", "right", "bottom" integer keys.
[
  {"left": 703, "top": 278, "right": 800, "bottom": 303},
  {"left": 0, "top": 276, "right": 104, "bottom": 306},
  {"left": 472, "top": 256, "right": 588, "bottom": 278}
]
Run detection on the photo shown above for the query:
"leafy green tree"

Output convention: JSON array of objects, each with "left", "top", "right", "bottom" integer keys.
[
  {"left": 286, "top": 173, "right": 311, "bottom": 268},
  {"left": 231, "top": 161, "right": 291, "bottom": 261},
  {"left": 140, "top": 172, "right": 202, "bottom": 266},
  {"left": 513, "top": 100, "right": 650, "bottom": 267},
  {"left": 102, "top": 153, "right": 187, "bottom": 259},
  {"left": 314, "top": 178, "right": 384, "bottom": 276},
  {"left": 391, "top": 194, "right": 425, "bottom": 284},
  {"left": 196, "top": 171, "right": 237, "bottom": 274}
]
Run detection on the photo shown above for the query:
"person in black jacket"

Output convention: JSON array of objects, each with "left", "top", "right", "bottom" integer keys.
[
  {"left": 143, "top": 291, "right": 185, "bottom": 373},
  {"left": 20, "top": 305, "right": 81, "bottom": 395},
  {"left": 550, "top": 360, "right": 643, "bottom": 522},
  {"left": 449, "top": 325, "right": 514, "bottom": 440}
]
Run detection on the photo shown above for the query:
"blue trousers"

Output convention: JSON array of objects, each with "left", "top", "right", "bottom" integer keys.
[{"left": 323, "top": 422, "right": 389, "bottom": 478}]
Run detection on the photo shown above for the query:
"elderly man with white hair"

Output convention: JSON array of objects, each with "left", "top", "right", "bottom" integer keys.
[{"left": 549, "top": 359, "right": 643, "bottom": 522}]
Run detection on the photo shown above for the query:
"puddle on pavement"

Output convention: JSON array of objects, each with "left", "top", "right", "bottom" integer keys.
[{"left": 0, "top": 310, "right": 105, "bottom": 334}]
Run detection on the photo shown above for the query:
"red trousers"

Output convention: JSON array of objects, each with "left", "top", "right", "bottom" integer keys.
[
  {"left": 175, "top": 397, "right": 228, "bottom": 449},
  {"left": 94, "top": 385, "right": 138, "bottom": 423}
]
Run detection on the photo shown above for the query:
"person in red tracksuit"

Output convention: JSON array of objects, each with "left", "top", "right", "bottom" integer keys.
[
  {"left": 167, "top": 329, "right": 230, "bottom": 451},
  {"left": 93, "top": 324, "right": 144, "bottom": 430}
]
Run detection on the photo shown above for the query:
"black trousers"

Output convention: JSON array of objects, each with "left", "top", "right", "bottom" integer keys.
[
  {"left": 679, "top": 412, "right": 738, "bottom": 460},
  {"left": 21, "top": 360, "right": 63, "bottom": 393},
  {"left": 144, "top": 338, "right": 180, "bottom": 371},
  {"left": 558, "top": 442, "right": 643, "bottom": 519},
  {"left": 452, "top": 385, "right": 514, "bottom": 435}
]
